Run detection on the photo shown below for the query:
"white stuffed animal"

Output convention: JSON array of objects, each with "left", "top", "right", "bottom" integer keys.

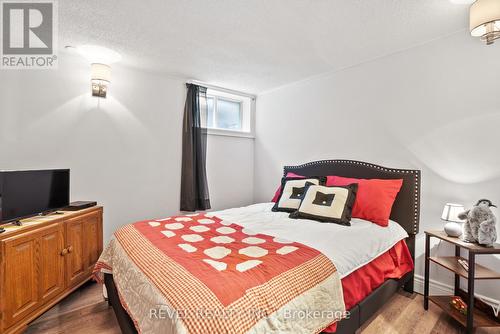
[{"left": 458, "top": 199, "right": 497, "bottom": 247}]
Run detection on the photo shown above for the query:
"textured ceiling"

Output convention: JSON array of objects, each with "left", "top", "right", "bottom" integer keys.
[{"left": 60, "top": 0, "right": 469, "bottom": 93}]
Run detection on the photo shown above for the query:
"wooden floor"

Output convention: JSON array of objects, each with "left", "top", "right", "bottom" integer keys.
[
  {"left": 25, "top": 281, "right": 499, "bottom": 334},
  {"left": 25, "top": 281, "right": 120, "bottom": 334}
]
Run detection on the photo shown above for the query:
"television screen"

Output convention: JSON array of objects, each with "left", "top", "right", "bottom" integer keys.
[{"left": 0, "top": 169, "right": 70, "bottom": 223}]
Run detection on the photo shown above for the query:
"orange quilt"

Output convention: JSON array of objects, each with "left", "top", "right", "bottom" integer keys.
[{"left": 94, "top": 213, "right": 345, "bottom": 334}]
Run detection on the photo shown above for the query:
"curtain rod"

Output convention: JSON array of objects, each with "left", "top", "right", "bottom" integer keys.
[{"left": 186, "top": 80, "right": 256, "bottom": 99}]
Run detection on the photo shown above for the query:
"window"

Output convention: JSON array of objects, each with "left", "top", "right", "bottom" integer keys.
[
  {"left": 206, "top": 96, "right": 242, "bottom": 130},
  {"left": 203, "top": 88, "right": 254, "bottom": 137}
]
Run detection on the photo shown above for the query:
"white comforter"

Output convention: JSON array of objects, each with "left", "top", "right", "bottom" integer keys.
[{"left": 213, "top": 202, "right": 409, "bottom": 278}]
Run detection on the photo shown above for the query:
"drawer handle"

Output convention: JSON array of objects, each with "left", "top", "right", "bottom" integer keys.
[
  {"left": 60, "top": 248, "right": 68, "bottom": 256},
  {"left": 67, "top": 245, "right": 74, "bottom": 253}
]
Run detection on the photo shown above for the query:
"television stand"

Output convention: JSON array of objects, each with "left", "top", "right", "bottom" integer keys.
[
  {"left": 5, "top": 212, "right": 66, "bottom": 228},
  {"left": 0, "top": 206, "right": 103, "bottom": 334},
  {"left": 39, "top": 210, "right": 64, "bottom": 217}
]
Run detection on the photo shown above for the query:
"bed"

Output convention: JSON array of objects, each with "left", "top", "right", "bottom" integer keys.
[{"left": 96, "top": 160, "right": 420, "bottom": 334}]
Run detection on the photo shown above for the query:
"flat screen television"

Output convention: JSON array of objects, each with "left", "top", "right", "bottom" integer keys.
[{"left": 0, "top": 169, "right": 70, "bottom": 223}]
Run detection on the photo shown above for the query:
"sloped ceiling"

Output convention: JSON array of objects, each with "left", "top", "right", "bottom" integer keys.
[{"left": 60, "top": 0, "right": 470, "bottom": 93}]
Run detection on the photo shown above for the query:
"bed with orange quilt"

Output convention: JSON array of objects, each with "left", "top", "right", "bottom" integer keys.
[
  {"left": 95, "top": 160, "right": 420, "bottom": 334},
  {"left": 94, "top": 203, "right": 413, "bottom": 334}
]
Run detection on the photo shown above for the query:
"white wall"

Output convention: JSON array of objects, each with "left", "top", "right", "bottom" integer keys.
[
  {"left": 0, "top": 54, "right": 254, "bottom": 241},
  {"left": 207, "top": 135, "right": 254, "bottom": 209},
  {"left": 255, "top": 32, "right": 500, "bottom": 300}
]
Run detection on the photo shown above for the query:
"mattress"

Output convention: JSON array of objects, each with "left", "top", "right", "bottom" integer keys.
[{"left": 213, "top": 202, "right": 410, "bottom": 278}]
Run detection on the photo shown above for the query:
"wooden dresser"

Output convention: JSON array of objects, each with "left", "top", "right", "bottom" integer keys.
[{"left": 0, "top": 206, "right": 103, "bottom": 334}]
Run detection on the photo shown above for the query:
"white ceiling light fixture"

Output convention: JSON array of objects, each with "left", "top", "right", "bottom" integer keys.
[
  {"left": 73, "top": 45, "right": 121, "bottom": 98},
  {"left": 470, "top": 0, "right": 500, "bottom": 45}
]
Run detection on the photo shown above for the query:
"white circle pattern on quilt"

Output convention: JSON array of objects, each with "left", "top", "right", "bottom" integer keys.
[
  {"left": 216, "top": 227, "right": 236, "bottom": 235},
  {"left": 178, "top": 243, "right": 197, "bottom": 253},
  {"left": 161, "top": 230, "right": 176, "bottom": 238},
  {"left": 210, "top": 236, "right": 235, "bottom": 244},
  {"left": 239, "top": 246, "right": 268, "bottom": 258},
  {"left": 190, "top": 225, "right": 210, "bottom": 233},
  {"left": 203, "top": 259, "right": 227, "bottom": 271},
  {"left": 242, "top": 237, "right": 265, "bottom": 245},
  {"left": 168, "top": 215, "right": 301, "bottom": 273},
  {"left": 276, "top": 246, "right": 298, "bottom": 255},
  {"left": 148, "top": 221, "right": 161, "bottom": 227},
  {"left": 198, "top": 219, "right": 215, "bottom": 225},
  {"left": 273, "top": 237, "right": 293, "bottom": 244},
  {"left": 236, "top": 260, "right": 262, "bottom": 272},
  {"left": 204, "top": 246, "right": 231, "bottom": 260},
  {"left": 175, "top": 217, "right": 193, "bottom": 222},
  {"left": 181, "top": 234, "right": 204, "bottom": 242},
  {"left": 164, "top": 223, "right": 184, "bottom": 230}
]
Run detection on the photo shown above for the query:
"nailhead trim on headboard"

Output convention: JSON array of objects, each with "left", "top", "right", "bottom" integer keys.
[{"left": 283, "top": 160, "right": 421, "bottom": 235}]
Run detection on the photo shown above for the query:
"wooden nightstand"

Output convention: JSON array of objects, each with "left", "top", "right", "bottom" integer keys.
[{"left": 424, "top": 230, "right": 500, "bottom": 333}]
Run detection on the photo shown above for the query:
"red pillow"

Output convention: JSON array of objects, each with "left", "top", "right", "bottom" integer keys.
[{"left": 327, "top": 176, "right": 403, "bottom": 227}]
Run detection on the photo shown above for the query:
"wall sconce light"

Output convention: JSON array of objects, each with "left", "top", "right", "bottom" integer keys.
[
  {"left": 70, "top": 45, "right": 122, "bottom": 98},
  {"left": 470, "top": 0, "right": 500, "bottom": 45},
  {"left": 91, "top": 63, "right": 111, "bottom": 98}
]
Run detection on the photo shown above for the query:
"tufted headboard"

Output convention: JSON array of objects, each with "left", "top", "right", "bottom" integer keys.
[{"left": 283, "top": 160, "right": 421, "bottom": 262}]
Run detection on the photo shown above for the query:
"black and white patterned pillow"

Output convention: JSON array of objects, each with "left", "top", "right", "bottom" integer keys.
[
  {"left": 272, "top": 177, "right": 326, "bottom": 213},
  {"left": 289, "top": 184, "right": 358, "bottom": 226}
]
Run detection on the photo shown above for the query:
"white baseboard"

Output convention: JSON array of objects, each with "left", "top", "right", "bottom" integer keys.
[
  {"left": 414, "top": 275, "right": 453, "bottom": 295},
  {"left": 414, "top": 274, "right": 500, "bottom": 308}
]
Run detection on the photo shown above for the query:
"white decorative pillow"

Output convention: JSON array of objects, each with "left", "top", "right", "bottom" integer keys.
[
  {"left": 289, "top": 184, "right": 358, "bottom": 226},
  {"left": 272, "top": 177, "right": 326, "bottom": 213}
]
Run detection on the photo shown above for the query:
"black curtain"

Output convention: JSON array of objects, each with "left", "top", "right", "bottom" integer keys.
[{"left": 180, "top": 84, "right": 211, "bottom": 211}]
